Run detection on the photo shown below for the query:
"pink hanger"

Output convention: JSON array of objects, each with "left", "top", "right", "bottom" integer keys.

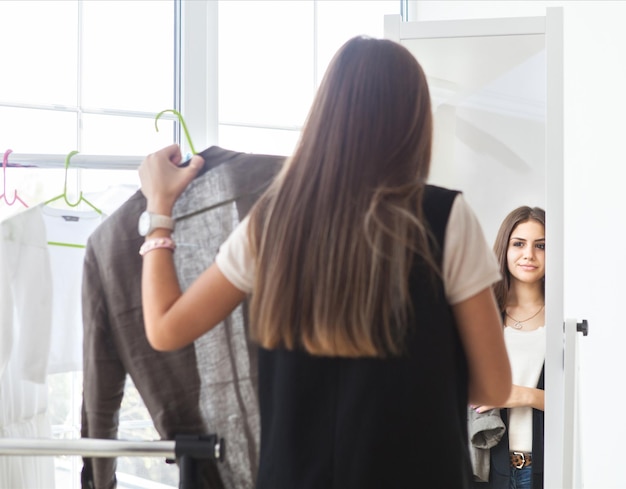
[{"left": 1, "top": 150, "right": 28, "bottom": 208}]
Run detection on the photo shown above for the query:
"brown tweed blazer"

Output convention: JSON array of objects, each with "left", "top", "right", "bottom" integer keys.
[{"left": 81, "top": 146, "right": 283, "bottom": 489}]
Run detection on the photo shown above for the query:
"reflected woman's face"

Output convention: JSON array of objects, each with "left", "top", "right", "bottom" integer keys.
[{"left": 507, "top": 220, "right": 546, "bottom": 285}]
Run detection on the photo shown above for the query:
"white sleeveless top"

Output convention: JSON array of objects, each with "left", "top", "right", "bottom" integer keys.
[{"left": 504, "top": 326, "right": 545, "bottom": 452}]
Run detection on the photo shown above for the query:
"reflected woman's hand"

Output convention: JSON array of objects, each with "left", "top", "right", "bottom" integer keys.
[{"left": 472, "top": 384, "right": 545, "bottom": 413}]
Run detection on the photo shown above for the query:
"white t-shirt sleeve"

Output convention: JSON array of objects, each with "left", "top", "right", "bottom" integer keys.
[
  {"left": 215, "top": 216, "right": 255, "bottom": 294},
  {"left": 217, "top": 195, "right": 500, "bottom": 302},
  {"left": 443, "top": 194, "right": 501, "bottom": 305}
]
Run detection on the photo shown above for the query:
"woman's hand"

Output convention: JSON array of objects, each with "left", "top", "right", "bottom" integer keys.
[
  {"left": 138, "top": 143, "right": 205, "bottom": 215},
  {"left": 472, "top": 384, "right": 545, "bottom": 413}
]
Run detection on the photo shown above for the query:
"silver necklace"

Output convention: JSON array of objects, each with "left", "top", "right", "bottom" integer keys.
[{"left": 506, "top": 304, "right": 545, "bottom": 330}]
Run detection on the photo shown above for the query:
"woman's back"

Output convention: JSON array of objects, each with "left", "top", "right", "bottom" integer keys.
[{"left": 255, "top": 186, "right": 473, "bottom": 489}]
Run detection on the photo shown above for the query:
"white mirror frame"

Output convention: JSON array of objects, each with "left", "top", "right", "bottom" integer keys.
[{"left": 384, "top": 9, "right": 567, "bottom": 488}]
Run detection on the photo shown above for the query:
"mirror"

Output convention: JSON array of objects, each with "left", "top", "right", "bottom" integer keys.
[
  {"left": 402, "top": 33, "right": 546, "bottom": 243},
  {"left": 390, "top": 15, "right": 556, "bottom": 485}
]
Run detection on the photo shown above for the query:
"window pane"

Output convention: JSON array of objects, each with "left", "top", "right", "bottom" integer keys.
[
  {"left": 82, "top": 1, "right": 175, "bottom": 112},
  {"left": 316, "top": 1, "right": 401, "bottom": 79},
  {"left": 81, "top": 114, "right": 174, "bottom": 156},
  {"left": 0, "top": 1, "right": 78, "bottom": 106},
  {"left": 80, "top": 170, "right": 140, "bottom": 197},
  {"left": 219, "top": 124, "right": 299, "bottom": 156},
  {"left": 114, "top": 378, "right": 179, "bottom": 488},
  {"left": 0, "top": 107, "right": 77, "bottom": 153},
  {"left": 218, "top": 0, "right": 314, "bottom": 128}
]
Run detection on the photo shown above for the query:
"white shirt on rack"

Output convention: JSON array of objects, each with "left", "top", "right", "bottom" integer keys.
[
  {"left": 42, "top": 206, "right": 104, "bottom": 374},
  {"left": 0, "top": 205, "right": 55, "bottom": 489}
]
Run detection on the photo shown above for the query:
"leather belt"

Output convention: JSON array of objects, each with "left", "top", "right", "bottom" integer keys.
[{"left": 510, "top": 451, "right": 532, "bottom": 469}]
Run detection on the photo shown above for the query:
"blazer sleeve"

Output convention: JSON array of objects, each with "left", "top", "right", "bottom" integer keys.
[{"left": 80, "top": 236, "right": 127, "bottom": 489}]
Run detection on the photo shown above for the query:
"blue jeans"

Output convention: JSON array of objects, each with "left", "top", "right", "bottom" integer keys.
[{"left": 509, "top": 465, "right": 532, "bottom": 489}]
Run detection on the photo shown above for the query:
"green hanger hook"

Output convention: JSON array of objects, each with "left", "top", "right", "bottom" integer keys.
[
  {"left": 154, "top": 109, "right": 197, "bottom": 156},
  {"left": 43, "top": 150, "right": 102, "bottom": 214},
  {"left": 62, "top": 150, "right": 81, "bottom": 207}
]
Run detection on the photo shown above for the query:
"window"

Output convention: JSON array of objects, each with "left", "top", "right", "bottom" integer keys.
[
  {"left": 216, "top": 0, "right": 402, "bottom": 156},
  {"left": 0, "top": 0, "right": 177, "bottom": 222},
  {"left": 0, "top": 2, "right": 180, "bottom": 488}
]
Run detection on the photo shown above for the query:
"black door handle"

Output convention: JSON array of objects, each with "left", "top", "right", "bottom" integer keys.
[{"left": 576, "top": 319, "right": 589, "bottom": 336}]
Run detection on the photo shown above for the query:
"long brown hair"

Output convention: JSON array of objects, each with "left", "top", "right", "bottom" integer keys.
[
  {"left": 248, "top": 36, "right": 437, "bottom": 357},
  {"left": 492, "top": 206, "right": 546, "bottom": 312}
]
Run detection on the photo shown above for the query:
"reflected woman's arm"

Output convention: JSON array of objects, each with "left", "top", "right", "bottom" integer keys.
[
  {"left": 474, "top": 384, "right": 544, "bottom": 413},
  {"left": 452, "top": 287, "right": 512, "bottom": 407}
]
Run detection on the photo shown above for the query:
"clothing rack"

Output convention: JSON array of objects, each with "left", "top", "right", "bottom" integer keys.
[
  {"left": 7, "top": 153, "right": 143, "bottom": 170},
  {"left": 0, "top": 435, "right": 225, "bottom": 489}
]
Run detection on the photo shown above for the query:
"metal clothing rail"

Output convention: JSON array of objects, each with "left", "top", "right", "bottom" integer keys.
[
  {"left": 0, "top": 435, "right": 225, "bottom": 489},
  {"left": 0, "top": 435, "right": 223, "bottom": 459},
  {"left": 7, "top": 153, "right": 143, "bottom": 170},
  {"left": 0, "top": 438, "right": 175, "bottom": 458}
]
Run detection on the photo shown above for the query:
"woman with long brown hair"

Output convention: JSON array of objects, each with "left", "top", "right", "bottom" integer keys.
[
  {"left": 138, "top": 36, "right": 511, "bottom": 488},
  {"left": 474, "top": 206, "right": 546, "bottom": 489}
]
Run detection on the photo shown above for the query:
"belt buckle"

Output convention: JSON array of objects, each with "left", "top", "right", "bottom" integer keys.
[{"left": 513, "top": 451, "right": 526, "bottom": 469}]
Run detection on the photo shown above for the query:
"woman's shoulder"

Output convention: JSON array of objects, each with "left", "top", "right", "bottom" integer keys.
[
  {"left": 421, "top": 185, "right": 463, "bottom": 241},
  {"left": 423, "top": 184, "right": 461, "bottom": 204}
]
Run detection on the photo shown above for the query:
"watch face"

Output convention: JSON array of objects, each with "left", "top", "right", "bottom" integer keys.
[
  {"left": 138, "top": 211, "right": 174, "bottom": 236},
  {"left": 138, "top": 211, "right": 150, "bottom": 236}
]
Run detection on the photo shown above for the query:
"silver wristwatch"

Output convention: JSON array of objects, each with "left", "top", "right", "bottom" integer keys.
[{"left": 138, "top": 211, "right": 175, "bottom": 236}]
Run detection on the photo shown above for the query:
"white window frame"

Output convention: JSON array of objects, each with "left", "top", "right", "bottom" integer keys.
[{"left": 180, "top": 0, "right": 218, "bottom": 152}]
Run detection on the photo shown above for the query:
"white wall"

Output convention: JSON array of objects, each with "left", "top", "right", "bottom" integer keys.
[
  {"left": 415, "top": 2, "right": 625, "bottom": 488},
  {"left": 562, "top": 5, "right": 626, "bottom": 488}
]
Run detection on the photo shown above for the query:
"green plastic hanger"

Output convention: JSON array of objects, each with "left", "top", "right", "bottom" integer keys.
[
  {"left": 43, "top": 150, "right": 102, "bottom": 214},
  {"left": 43, "top": 151, "right": 102, "bottom": 249},
  {"left": 154, "top": 109, "right": 197, "bottom": 156}
]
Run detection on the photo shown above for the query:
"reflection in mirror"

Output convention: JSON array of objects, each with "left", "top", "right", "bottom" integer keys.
[
  {"left": 400, "top": 31, "right": 549, "bottom": 488},
  {"left": 402, "top": 34, "right": 546, "bottom": 243}
]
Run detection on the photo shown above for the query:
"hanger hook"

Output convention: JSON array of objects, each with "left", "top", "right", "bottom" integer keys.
[
  {"left": 2, "top": 149, "right": 10, "bottom": 169},
  {"left": 2, "top": 149, "right": 11, "bottom": 200},
  {"left": 1, "top": 149, "right": 28, "bottom": 207},
  {"left": 154, "top": 109, "right": 197, "bottom": 155},
  {"left": 2, "top": 149, "right": 10, "bottom": 191},
  {"left": 63, "top": 150, "right": 82, "bottom": 207}
]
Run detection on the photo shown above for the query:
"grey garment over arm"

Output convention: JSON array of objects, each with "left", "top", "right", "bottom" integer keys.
[
  {"left": 467, "top": 407, "right": 506, "bottom": 483},
  {"left": 171, "top": 146, "right": 284, "bottom": 489}
]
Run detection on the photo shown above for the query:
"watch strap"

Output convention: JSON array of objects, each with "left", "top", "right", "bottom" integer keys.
[
  {"left": 150, "top": 213, "right": 175, "bottom": 231},
  {"left": 139, "top": 236, "right": 176, "bottom": 256}
]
